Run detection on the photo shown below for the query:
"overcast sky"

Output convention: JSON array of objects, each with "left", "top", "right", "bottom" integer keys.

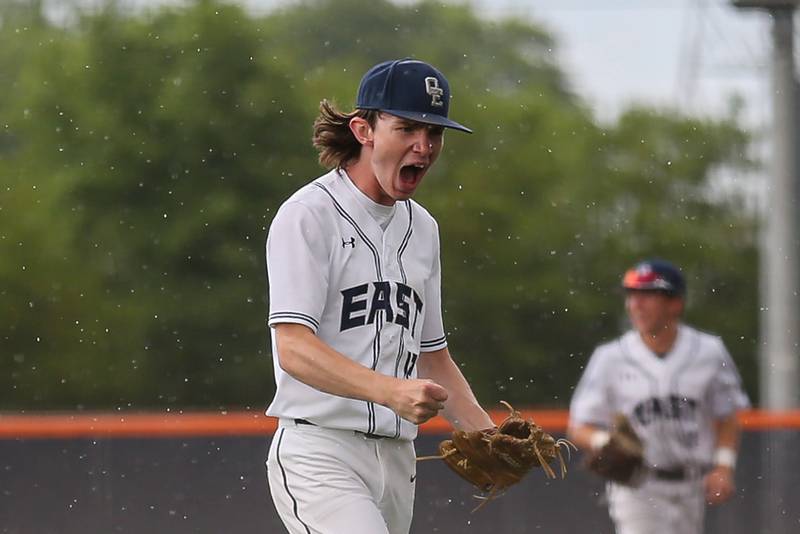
[
  {"left": 242, "top": 0, "right": 776, "bottom": 126},
  {"left": 58, "top": 0, "right": 779, "bottom": 127},
  {"left": 505, "top": 0, "right": 772, "bottom": 123}
]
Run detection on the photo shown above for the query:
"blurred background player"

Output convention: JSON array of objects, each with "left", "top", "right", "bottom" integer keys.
[
  {"left": 568, "top": 259, "right": 750, "bottom": 534},
  {"left": 264, "top": 58, "right": 494, "bottom": 534}
]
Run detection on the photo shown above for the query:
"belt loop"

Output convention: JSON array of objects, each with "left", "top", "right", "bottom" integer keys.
[{"left": 294, "top": 418, "right": 315, "bottom": 426}]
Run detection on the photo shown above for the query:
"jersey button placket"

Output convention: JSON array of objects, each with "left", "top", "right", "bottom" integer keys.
[{"left": 382, "top": 239, "right": 396, "bottom": 279}]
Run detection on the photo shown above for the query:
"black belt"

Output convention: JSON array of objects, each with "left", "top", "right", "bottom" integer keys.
[
  {"left": 652, "top": 465, "right": 710, "bottom": 481},
  {"left": 294, "top": 418, "right": 386, "bottom": 440}
]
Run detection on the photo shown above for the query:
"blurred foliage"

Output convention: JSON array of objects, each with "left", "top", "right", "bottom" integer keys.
[{"left": 0, "top": 0, "right": 759, "bottom": 410}]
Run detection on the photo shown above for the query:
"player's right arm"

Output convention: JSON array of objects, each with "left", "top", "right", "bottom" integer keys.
[
  {"left": 567, "top": 345, "right": 615, "bottom": 451},
  {"left": 274, "top": 323, "right": 448, "bottom": 424},
  {"left": 567, "top": 423, "right": 610, "bottom": 451}
]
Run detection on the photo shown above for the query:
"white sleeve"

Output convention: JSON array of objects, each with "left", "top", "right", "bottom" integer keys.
[
  {"left": 419, "top": 220, "right": 447, "bottom": 352},
  {"left": 266, "top": 201, "right": 330, "bottom": 333},
  {"left": 569, "top": 347, "right": 613, "bottom": 427},
  {"left": 707, "top": 338, "right": 750, "bottom": 417}
]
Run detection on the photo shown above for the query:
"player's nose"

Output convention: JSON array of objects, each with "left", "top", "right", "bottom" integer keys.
[{"left": 412, "top": 131, "right": 436, "bottom": 156}]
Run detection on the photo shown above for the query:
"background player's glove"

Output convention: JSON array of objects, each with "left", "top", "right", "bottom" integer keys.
[
  {"left": 418, "top": 401, "right": 574, "bottom": 510},
  {"left": 585, "top": 413, "right": 644, "bottom": 485}
]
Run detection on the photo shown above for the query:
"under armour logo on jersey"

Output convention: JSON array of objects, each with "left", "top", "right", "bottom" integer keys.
[
  {"left": 424, "top": 77, "right": 444, "bottom": 107},
  {"left": 341, "top": 237, "right": 356, "bottom": 248}
]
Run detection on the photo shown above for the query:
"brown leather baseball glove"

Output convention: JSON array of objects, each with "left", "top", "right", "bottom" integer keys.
[
  {"left": 418, "top": 401, "right": 575, "bottom": 510},
  {"left": 585, "top": 413, "right": 644, "bottom": 485}
]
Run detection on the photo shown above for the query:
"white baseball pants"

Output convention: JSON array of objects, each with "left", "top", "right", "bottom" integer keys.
[
  {"left": 607, "top": 478, "right": 705, "bottom": 534},
  {"left": 266, "top": 419, "right": 416, "bottom": 534}
]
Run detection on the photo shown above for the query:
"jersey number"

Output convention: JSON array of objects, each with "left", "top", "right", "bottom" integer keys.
[{"left": 403, "top": 351, "right": 419, "bottom": 379}]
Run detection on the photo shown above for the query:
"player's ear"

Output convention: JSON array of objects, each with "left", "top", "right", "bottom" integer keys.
[
  {"left": 671, "top": 296, "right": 685, "bottom": 317},
  {"left": 349, "top": 117, "right": 374, "bottom": 147},
  {"left": 662, "top": 294, "right": 683, "bottom": 320}
]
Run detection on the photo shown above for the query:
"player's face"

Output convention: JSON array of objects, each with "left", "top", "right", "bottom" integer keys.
[
  {"left": 368, "top": 114, "right": 444, "bottom": 205},
  {"left": 625, "top": 291, "right": 682, "bottom": 336}
]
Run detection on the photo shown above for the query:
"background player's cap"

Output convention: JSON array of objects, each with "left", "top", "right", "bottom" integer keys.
[
  {"left": 622, "top": 259, "right": 686, "bottom": 296},
  {"left": 356, "top": 58, "right": 472, "bottom": 133}
]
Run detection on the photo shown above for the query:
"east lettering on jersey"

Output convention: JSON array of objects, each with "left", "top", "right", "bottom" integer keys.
[
  {"left": 340, "top": 281, "right": 424, "bottom": 334},
  {"left": 633, "top": 395, "right": 698, "bottom": 426}
]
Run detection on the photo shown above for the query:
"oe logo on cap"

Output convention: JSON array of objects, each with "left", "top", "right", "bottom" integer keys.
[{"left": 424, "top": 77, "right": 444, "bottom": 107}]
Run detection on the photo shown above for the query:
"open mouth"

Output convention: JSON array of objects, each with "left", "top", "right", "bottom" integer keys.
[{"left": 399, "top": 164, "right": 426, "bottom": 185}]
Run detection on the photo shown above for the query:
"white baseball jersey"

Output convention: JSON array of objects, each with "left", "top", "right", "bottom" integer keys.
[
  {"left": 265, "top": 169, "right": 447, "bottom": 441},
  {"left": 570, "top": 324, "right": 749, "bottom": 470}
]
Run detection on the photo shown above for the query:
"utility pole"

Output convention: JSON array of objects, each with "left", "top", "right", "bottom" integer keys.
[
  {"left": 732, "top": 0, "right": 800, "bottom": 410},
  {"left": 731, "top": 3, "right": 798, "bottom": 531}
]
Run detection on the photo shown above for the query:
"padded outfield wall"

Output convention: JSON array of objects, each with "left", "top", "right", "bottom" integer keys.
[{"left": 0, "top": 411, "right": 798, "bottom": 533}]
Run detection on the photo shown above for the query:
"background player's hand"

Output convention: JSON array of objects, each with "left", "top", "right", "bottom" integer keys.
[
  {"left": 386, "top": 378, "right": 448, "bottom": 424},
  {"left": 704, "top": 465, "right": 735, "bottom": 505}
]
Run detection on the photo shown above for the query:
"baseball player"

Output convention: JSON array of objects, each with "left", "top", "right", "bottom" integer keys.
[
  {"left": 264, "top": 58, "right": 494, "bottom": 534},
  {"left": 568, "top": 259, "right": 750, "bottom": 534}
]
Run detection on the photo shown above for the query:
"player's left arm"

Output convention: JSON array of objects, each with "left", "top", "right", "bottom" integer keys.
[
  {"left": 704, "top": 412, "right": 741, "bottom": 505},
  {"left": 417, "top": 347, "right": 494, "bottom": 431},
  {"left": 705, "top": 338, "right": 749, "bottom": 505}
]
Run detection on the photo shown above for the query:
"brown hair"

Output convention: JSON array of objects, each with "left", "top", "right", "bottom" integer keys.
[{"left": 312, "top": 100, "right": 379, "bottom": 169}]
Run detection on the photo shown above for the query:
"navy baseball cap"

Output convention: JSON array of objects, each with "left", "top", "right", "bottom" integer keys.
[
  {"left": 622, "top": 259, "right": 686, "bottom": 296},
  {"left": 356, "top": 58, "right": 472, "bottom": 133}
]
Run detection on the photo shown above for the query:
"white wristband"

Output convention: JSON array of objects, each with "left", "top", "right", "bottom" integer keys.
[
  {"left": 590, "top": 430, "right": 611, "bottom": 451},
  {"left": 713, "top": 447, "right": 737, "bottom": 469}
]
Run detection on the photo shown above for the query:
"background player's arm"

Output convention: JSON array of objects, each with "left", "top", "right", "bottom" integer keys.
[
  {"left": 567, "top": 422, "right": 608, "bottom": 451},
  {"left": 417, "top": 347, "right": 494, "bottom": 431},
  {"left": 713, "top": 412, "right": 741, "bottom": 455},
  {"left": 705, "top": 412, "right": 740, "bottom": 505},
  {"left": 274, "top": 323, "right": 448, "bottom": 424},
  {"left": 567, "top": 345, "right": 613, "bottom": 451}
]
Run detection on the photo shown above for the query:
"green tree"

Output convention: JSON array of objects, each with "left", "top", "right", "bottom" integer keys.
[{"left": 1, "top": 0, "right": 313, "bottom": 408}]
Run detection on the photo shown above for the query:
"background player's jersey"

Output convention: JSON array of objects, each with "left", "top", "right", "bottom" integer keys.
[
  {"left": 570, "top": 325, "right": 749, "bottom": 469},
  {"left": 265, "top": 169, "right": 447, "bottom": 441}
]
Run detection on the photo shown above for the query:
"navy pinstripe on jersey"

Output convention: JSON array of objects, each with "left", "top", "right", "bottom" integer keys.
[{"left": 315, "top": 181, "right": 384, "bottom": 435}]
